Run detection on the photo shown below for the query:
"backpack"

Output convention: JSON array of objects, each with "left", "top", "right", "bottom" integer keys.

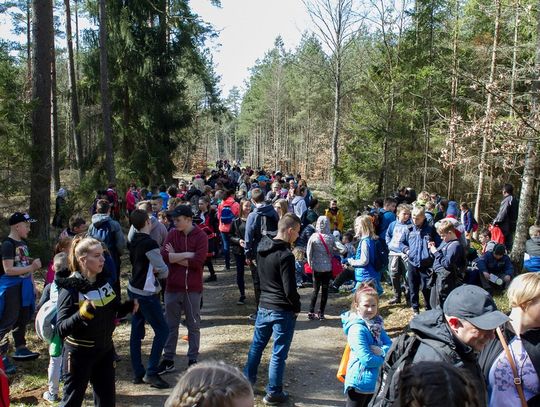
[
  {"left": 220, "top": 205, "right": 235, "bottom": 225},
  {"left": 35, "top": 299, "right": 57, "bottom": 342},
  {"left": 260, "top": 214, "right": 278, "bottom": 239},
  {"left": 373, "top": 239, "right": 386, "bottom": 272},
  {"left": 90, "top": 220, "right": 116, "bottom": 255},
  {"left": 370, "top": 331, "right": 462, "bottom": 407}
]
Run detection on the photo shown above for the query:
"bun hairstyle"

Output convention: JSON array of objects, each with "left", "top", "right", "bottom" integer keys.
[
  {"left": 351, "top": 280, "right": 379, "bottom": 312},
  {"left": 68, "top": 235, "right": 102, "bottom": 275},
  {"left": 165, "top": 361, "right": 253, "bottom": 407}
]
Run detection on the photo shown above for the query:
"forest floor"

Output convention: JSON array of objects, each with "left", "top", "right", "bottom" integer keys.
[{"left": 9, "top": 256, "right": 417, "bottom": 407}]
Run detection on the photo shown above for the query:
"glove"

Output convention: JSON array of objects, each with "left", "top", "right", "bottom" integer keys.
[{"left": 79, "top": 300, "right": 96, "bottom": 320}]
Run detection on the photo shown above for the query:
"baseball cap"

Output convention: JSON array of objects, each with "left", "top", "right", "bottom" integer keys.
[
  {"left": 9, "top": 212, "right": 37, "bottom": 226},
  {"left": 168, "top": 205, "right": 193, "bottom": 218},
  {"left": 443, "top": 285, "right": 509, "bottom": 330}
]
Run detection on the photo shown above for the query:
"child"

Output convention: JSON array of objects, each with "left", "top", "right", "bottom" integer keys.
[
  {"left": 341, "top": 282, "right": 392, "bottom": 407},
  {"left": 428, "top": 220, "right": 466, "bottom": 309},
  {"left": 128, "top": 209, "right": 170, "bottom": 389},
  {"left": 524, "top": 225, "right": 540, "bottom": 272},
  {"left": 165, "top": 361, "right": 254, "bottom": 407},
  {"left": 348, "top": 216, "right": 383, "bottom": 295},
  {"left": 424, "top": 201, "right": 436, "bottom": 227},
  {"left": 40, "top": 252, "right": 70, "bottom": 403},
  {"left": 385, "top": 204, "right": 412, "bottom": 304},
  {"left": 45, "top": 238, "right": 72, "bottom": 285},
  {"left": 342, "top": 232, "right": 356, "bottom": 262},
  {"left": 158, "top": 210, "right": 171, "bottom": 230},
  {"left": 479, "top": 228, "right": 497, "bottom": 255},
  {"left": 460, "top": 202, "right": 477, "bottom": 239}
]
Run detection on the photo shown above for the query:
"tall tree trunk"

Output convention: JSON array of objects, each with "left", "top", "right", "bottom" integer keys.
[
  {"left": 30, "top": 0, "right": 53, "bottom": 240},
  {"left": 98, "top": 0, "right": 116, "bottom": 183},
  {"left": 51, "top": 40, "right": 60, "bottom": 193},
  {"left": 331, "top": 71, "right": 341, "bottom": 183},
  {"left": 474, "top": 0, "right": 501, "bottom": 222},
  {"left": 26, "top": 0, "right": 31, "bottom": 79},
  {"left": 65, "top": 0, "right": 83, "bottom": 179},
  {"left": 448, "top": 0, "right": 460, "bottom": 198},
  {"left": 509, "top": 0, "right": 520, "bottom": 116}
]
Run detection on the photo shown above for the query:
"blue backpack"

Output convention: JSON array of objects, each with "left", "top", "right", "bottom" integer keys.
[{"left": 220, "top": 205, "right": 235, "bottom": 225}]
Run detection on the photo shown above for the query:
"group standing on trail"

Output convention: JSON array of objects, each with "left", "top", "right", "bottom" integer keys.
[{"left": 1, "top": 159, "right": 539, "bottom": 406}]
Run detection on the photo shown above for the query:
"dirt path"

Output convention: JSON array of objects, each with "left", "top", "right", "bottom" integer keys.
[{"left": 11, "top": 259, "right": 414, "bottom": 406}]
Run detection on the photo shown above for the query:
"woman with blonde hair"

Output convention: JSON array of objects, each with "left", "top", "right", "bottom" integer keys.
[
  {"left": 479, "top": 272, "right": 540, "bottom": 407},
  {"left": 273, "top": 198, "right": 289, "bottom": 219},
  {"left": 165, "top": 361, "right": 253, "bottom": 407},
  {"left": 56, "top": 236, "right": 136, "bottom": 406},
  {"left": 348, "top": 215, "right": 382, "bottom": 295}
]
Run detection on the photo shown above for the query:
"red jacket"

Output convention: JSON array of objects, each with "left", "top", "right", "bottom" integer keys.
[
  {"left": 161, "top": 226, "right": 208, "bottom": 293},
  {"left": 218, "top": 196, "right": 240, "bottom": 233}
]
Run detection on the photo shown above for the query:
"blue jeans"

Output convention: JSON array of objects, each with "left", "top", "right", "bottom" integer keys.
[
  {"left": 221, "top": 232, "right": 231, "bottom": 269},
  {"left": 128, "top": 291, "right": 169, "bottom": 377},
  {"left": 244, "top": 308, "right": 297, "bottom": 395}
]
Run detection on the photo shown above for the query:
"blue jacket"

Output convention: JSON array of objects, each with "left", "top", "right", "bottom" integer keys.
[
  {"left": 386, "top": 220, "right": 412, "bottom": 254},
  {"left": 399, "top": 221, "right": 441, "bottom": 268},
  {"left": 341, "top": 311, "right": 392, "bottom": 393},
  {"left": 461, "top": 210, "right": 473, "bottom": 233},
  {"left": 244, "top": 204, "right": 280, "bottom": 259},
  {"left": 476, "top": 251, "right": 514, "bottom": 277},
  {"left": 377, "top": 210, "right": 396, "bottom": 247}
]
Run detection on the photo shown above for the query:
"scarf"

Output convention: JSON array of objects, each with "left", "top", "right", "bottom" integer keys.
[{"left": 361, "top": 314, "right": 384, "bottom": 344}]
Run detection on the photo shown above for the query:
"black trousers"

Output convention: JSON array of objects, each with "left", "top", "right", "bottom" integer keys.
[
  {"left": 249, "top": 262, "right": 260, "bottom": 308},
  {"left": 310, "top": 271, "right": 332, "bottom": 314},
  {"left": 346, "top": 388, "right": 372, "bottom": 407},
  {"left": 333, "top": 267, "right": 355, "bottom": 288},
  {"left": 0, "top": 284, "right": 31, "bottom": 355},
  {"left": 61, "top": 344, "right": 115, "bottom": 407}
]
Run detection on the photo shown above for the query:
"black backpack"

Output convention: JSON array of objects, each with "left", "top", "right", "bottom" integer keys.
[{"left": 369, "top": 330, "right": 462, "bottom": 407}]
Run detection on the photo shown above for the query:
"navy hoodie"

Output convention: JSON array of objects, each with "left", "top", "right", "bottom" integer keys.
[{"left": 244, "top": 204, "right": 279, "bottom": 260}]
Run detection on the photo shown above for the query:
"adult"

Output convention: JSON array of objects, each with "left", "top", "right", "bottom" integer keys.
[
  {"left": 493, "top": 183, "right": 519, "bottom": 251},
  {"left": 243, "top": 214, "right": 301, "bottom": 405},
  {"left": 479, "top": 273, "right": 540, "bottom": 407},
  {"left": 217, "top": 189, "right": 240, "bottom": 271},
  {"left": 325, "top": 199, "right": 344, "bottom": 238},
  {"left": 158, "top": 205, "right": 208, "bottom": 373},
  {"left": 52, "top": 188, "right": 68, "bottom": 228},
  {"left": 230, "top": 199, "right": 252, "bottom": 305},
  {"left": 373, "top": 285, "right": 509, "bottom": 407},
  {"left": 125, "top": 183, "right": 140, "bottom": 218}
]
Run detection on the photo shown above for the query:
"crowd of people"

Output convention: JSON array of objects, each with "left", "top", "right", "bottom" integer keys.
[{"left": 1, "top": 159, "right": 539, "bottom": 406}]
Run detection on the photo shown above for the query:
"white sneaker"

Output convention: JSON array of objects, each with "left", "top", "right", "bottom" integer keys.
[{"left": 43, "top": 391, "right": 60, "bottom": 404}]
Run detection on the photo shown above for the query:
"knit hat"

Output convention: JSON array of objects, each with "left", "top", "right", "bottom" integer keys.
[{"left": 446, "top": 201, "right": 459, "bottom": 217}]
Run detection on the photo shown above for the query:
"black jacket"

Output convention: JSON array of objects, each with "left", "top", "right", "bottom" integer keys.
[
  {"left": 56, "top": 273, "right": 133, "bottom": 350},
  {"left": 128, "top": 232, "right": 168, "bottom": 294},
  {"left": 409, "top": 309, "right": 487, "bottom": 406},
  {"left": 230, "top": 217, "right": 247, "bottom": 256},
  {"left": 493, "top": 194, "right": 519, "bottom": 235},
  {"left": 257, "top": 236, "right": 301, "bottom": 313}
]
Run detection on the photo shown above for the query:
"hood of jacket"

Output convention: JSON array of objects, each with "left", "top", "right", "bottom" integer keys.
[
  {"left": 254, "top": 203, "right": 279, "bottom": 219},
  {"left": 56, "top": 271, "right": 104, "bottom": 293},
  {"left": 341, "top": 310, "right": 369, "bottom": 336},
  {"left": 410, "top": 309, "right": 461, "bottom": 349},
  {"left": 222, "top": 196, "right": 236, "bottom": 206},
  {"left": 91, "top": 213, "right": 112, "bottom": 228},
  {"left": 316, "top": 216, "right": 331, "bottom": 235},
  {"left": 257, "top": 235, "right": 290, "bottom": 256}
]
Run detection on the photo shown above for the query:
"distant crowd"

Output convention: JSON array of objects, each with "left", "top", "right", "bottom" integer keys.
[{"left": 1, "top": 158, "right": 539, "bottom": 406}]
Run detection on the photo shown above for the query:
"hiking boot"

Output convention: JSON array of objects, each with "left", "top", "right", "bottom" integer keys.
[
  {"left": 237, "top": 296, "right": 246, "bottom": 305},
  {"left": 12, "top": 347, "right": 39, "bottom": 361},
  {"left": 204, "top": 275, "right": 217, "bottom": 283},
  {"left": 43, "top": 391, "right": 60, "bottom": 404},
  {"left": 317, "top": 312, "right": 326, "bottom": 321},
  {"left": 388, "top": 297, "right": 401, "bottom": 305},
  {"left": 263, "top": 391, "right": 289, "bottom": 405},
  {"left": 143, "top": 374, "right": 170, "bottom": 389},
  {"left": 307, "top": 312, "right": 318, "bottom": 320},
  {"left": 157, "top": 359, "right": 175, "bottom": 375},
  {"left": 2, "top": 356, "right": 15, "bottom": 375}
]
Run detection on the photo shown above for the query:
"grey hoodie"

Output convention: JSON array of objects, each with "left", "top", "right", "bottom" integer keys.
[
  {"left": 306, "top": 216, "right": 337, "bottom": 272},
  {"left": 89, "top": 213, "right": 126, "bottom": 255}
]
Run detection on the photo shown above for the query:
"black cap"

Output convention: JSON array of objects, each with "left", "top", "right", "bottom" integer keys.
[
  {"left": 443, "top": 285, "right": 509, "bottom": 330},
  {"left": 8, "top": 212, "right": 37, "bottom": 226},
  {"left": 168, "top": 205, "right": 193, "bottom": 218}
]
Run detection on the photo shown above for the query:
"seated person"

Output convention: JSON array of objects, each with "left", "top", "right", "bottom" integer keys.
[
  {"left": 478, "top": 228, "right": 497, "bottom": 255},
  {"left": 524, "top": 225, "right": 540, "bottom": 272},
  {"left": 476, "top": 244, "right": 513, "bottom": 291}
]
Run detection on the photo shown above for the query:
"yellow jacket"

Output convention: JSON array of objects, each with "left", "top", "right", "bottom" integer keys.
[{"left": 324, "top": 208, "right": 344, "bottom": 233}]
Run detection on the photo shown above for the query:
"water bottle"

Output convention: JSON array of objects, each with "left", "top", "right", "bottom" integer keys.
[{"left": 488, "top": 274, "right": 503, "bottom": 286}]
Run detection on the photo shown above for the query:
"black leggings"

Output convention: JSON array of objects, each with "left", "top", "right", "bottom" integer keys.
[
  {"left": 346, "top": 388, "right": 372, "bottom": 407},
  {"left": 333, "top": 267, "right": 355, "bottom": 288},
  {"left": 309, "top": 271, "right": 332, "bottom": 313}
]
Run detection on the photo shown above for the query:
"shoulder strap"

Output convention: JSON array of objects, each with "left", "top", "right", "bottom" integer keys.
[
  {"left": 496, "top": 327, "right": 528, "bottom": 407},
  {"left": 318, "top": 233, "right": 331, "bottom": 258}
]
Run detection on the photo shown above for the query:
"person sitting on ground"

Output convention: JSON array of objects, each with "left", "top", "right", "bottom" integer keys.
[
  {"left": 476, "top": 244, "right": 514, "bottom": 291},
  {"left": 342, "top": 281, "right": 392, "bottom": 407},
  {"left": 372, "top": 285, "right": 509, "bottom": 407},
  {"left": 524, "top": 225, "right": 540, "bottom": 272},
  {"left": 478, "top": 228, "right": 497, "bottom": 255},
  {"left": 396, "top": 361, "right": 482, "bottom": 407},
  {"left": 479, "top": 273, "right": 540, "bottom": 407},
  {"left": 325, "top": 200, "right": 344, "bottom": 238},
  {"left": 165, "top": 361, "right": 254, "bottom": 407}
]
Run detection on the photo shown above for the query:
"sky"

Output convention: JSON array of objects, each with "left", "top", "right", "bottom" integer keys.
[
  {"left": 191, "top": 0, "right": 313, "bottom": 97},
  {"left": 0, "top": 1, "right": 314, "bottom": 97}
]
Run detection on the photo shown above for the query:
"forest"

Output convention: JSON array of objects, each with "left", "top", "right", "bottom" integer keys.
[{"left": 0, "top": 0, "right": 539, "bottom": 264}]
